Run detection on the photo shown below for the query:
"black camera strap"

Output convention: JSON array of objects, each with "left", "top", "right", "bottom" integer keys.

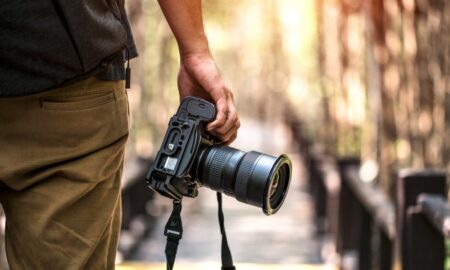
[
  {"left": 216, "top": 192, "right": 236, "bottom": 270},
  {"left": 164, "top": 200, "right": 183, "bottom": 270},
  {"left": 164, "top": 194, "right": 236, "bottom": 270}
]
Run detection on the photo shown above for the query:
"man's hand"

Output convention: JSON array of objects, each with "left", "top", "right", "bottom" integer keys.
[
  {"left": 158, "top": 0, "right": 240, "bottom": 145},
  {"left": 178, "top": 53, "right": 239, "bottom": 145}
]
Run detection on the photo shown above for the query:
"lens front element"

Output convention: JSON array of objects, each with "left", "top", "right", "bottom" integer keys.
[{"left": 264, "top": 155, "right": 291, "bottom": 215}]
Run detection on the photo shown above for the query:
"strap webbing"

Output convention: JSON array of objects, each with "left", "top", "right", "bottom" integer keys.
[
  {"left": 217, "top": 192, "right": 236, "bottom": 270},
  {"left": 164, "top": 200, "right": 183, "bottom": 270},
  {"left": 164, "top": 194, "right": 236, "bottom": 270}
]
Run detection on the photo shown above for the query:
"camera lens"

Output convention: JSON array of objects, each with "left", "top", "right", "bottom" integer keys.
[
  {"left": 197, "top": 146, "right": 292, "bottom": 215},
  {"left": 268, "top": 161, "right": 290, "bottom": 212}
]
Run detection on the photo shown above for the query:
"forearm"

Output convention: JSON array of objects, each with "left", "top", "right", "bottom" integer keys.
[
  {"left": 159, "top": 0, "right": 240, "bottom": 144},
  {"left": 158, "top": 0, "right": 210, "bottom": 58}
]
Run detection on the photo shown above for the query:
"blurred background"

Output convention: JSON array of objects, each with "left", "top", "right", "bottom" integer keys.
[
  {"left": 2, "top": 0, "right": 450, "bottom": 269},
  {"left": 123, "top": 0, "right": 450, "bottom": 198}
]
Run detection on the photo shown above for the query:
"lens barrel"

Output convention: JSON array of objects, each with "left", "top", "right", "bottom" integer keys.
[{"left": 198, "top": 146, "right": 292, "bottom": 215}]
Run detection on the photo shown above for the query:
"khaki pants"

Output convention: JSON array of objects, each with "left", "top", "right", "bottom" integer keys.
[{"left": 0, "top": 77, "right": 129, "bottom": 269}]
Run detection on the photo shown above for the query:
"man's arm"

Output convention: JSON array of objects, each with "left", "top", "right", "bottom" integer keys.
[{"left": 158, "top": 0, "right": 240, "bottom": 144}]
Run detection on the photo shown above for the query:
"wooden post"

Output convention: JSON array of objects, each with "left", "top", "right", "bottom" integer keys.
[
  {"left": 308, "top": 156, "right": 327, "bottom": 234},
  {"left": 406, "top": 207, "right": 445, "bottom": 270},
  {"left": 336, "top": 169, "right": 356, "bottom": 253},
  {"left": 379, "top": 230, "right": 392, "bottom": 270},
  {"left": 396, "top": 170, "right": 446, "bottom": 270},
  {"left": 337, "top": 158, "right": 366, "bottom": 269},
  {"left": 358, "top": 207, "right": 372, "bottom": 270}
]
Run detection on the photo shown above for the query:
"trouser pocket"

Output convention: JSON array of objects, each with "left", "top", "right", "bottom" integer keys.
[
  {"left": 0, "top": 77, "right": 129, "bottom": 190},
  {"left": 40, "top": 89, "right": 115, "bottom": 111}
]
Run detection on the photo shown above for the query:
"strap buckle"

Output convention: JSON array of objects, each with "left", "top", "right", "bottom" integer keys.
[
  {"left": 164, "top": 200, "right": 183, "bottom": 270},
  {"left": 164, "top": 200, "right": 183, "bottom": 243}
]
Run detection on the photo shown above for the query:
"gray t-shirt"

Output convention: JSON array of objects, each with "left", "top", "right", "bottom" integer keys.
[
  {"left": 0, "top": 1, "right": 138, "bottom": 97},
  {"left": 97, "top": 11, "right": 138, "bottom": 82}
]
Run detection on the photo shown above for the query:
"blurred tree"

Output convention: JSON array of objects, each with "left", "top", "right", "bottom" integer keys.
[
  {"left": 123, "top": 0, "right": 450, "bottom": 182},
  {"left": 316, "top": 0, "right": 450, "bottom": 194}
]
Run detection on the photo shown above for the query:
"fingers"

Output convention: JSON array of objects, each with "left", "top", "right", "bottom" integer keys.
[
  {"left": 207, "top": 90, "right": 240, "bottom": 144},
  {"left": 178, "top": 55, "right": 240, "bottom": 144},
  {"left": 207, "top": 95, "right": 227, "bottom": 131}
]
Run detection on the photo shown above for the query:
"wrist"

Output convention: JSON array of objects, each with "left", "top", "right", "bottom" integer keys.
[
  {"left": 178, "top": 36, "right": 211, "bottom": 62},
  {"left": 180, "top": 50, "right": 214, "bottom": 69}
]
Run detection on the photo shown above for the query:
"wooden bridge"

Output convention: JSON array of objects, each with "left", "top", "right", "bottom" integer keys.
[
  {"left": 117, "top": 116, "right": 450, "bottom": 270},
  {"left": 1, "top": 118, "right": 450, "bottom": 270},
  {"left": 1, "top": 116, "right": 450, "bottom": 270}
]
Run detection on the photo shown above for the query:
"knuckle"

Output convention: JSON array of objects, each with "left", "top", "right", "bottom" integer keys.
[
  {"left": 216, "top": 115, "right": 226, "bottom": 123},
  {"left": 228, "top": 134, "right": 237, "bottom": 144},
  {"left": 216, "top": 128, "right": 227, "bottom": 136},
  {"left": 227, "top": 111, "right": 236, "bottom": 120},
  {"left": 223, "top": 135, "right": 233, "bottom": 143},
  {"left": 235, "top": 118, "right": 241, "bottom": 128}
]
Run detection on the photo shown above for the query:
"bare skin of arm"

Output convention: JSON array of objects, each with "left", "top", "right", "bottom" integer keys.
[{"left": 158, "top": 0, "right": 240, "bottom": 144}]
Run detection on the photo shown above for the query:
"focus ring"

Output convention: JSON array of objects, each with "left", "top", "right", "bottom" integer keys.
[
  {"left": 206, "top": 147, "right": 233, "bottom": 191},
  {"left": 235, "top": 152, "right": 261, "bottom": 203}
]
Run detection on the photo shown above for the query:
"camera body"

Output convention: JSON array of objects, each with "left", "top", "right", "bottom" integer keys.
[
  {"left": 146, "top": 96, "right": 216, "bottom": 201},
  {"left": 147, "top": 96, "right": 292, "bottom": 215}
]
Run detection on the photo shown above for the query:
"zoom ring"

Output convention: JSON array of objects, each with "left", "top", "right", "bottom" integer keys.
[
  {"left": 235, "top": 152, "right": 260, "bottom": 203},
  {"left": 207, "top": 147, "right": 233, "bottom": 191}
]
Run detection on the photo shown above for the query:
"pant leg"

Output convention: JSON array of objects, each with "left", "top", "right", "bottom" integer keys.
[{"left": 0, "top": 77, "right": 129, "bottom": 270}]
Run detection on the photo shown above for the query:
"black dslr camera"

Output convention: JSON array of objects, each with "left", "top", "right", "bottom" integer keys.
[{"left": 146, "top": 96, "right": 292, "bottom": 215}]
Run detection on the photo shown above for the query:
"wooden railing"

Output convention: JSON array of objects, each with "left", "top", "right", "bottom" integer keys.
[
  {"left": 399, "top": 172, "right": 447, "bottom": 270},
  {"left": 285, "top": 109, "right": 449, "bottom": 269},
  {"left": 298, "top": 139, "right": 448, "bottom": 270}
]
